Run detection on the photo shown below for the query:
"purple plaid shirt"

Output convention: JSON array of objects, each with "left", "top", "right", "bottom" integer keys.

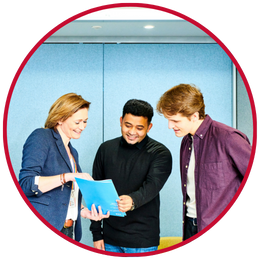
[{"left": 180, "top": 115, "right": 251, "bottom": 234}]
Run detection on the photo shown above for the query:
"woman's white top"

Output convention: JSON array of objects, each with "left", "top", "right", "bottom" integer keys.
[{"left": 65, "top": 157, "right": 79, "bottom": 221}]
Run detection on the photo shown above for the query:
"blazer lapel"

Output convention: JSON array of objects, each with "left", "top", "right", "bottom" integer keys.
[
  {"left": 69, "top": 142, "right": 81, "bottom": 173},
  {"left": 51, "top": 129, "right": 73, "bottom": 172}
]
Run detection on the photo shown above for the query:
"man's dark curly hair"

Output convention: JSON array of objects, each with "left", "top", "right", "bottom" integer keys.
[{"left": 122, "top": 99, "right": 154, "bottom": 124}]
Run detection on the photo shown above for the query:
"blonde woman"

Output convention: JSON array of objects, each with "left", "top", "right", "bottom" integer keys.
[{"left": 19, "top": 93, "right": 109, "bottom": 241}]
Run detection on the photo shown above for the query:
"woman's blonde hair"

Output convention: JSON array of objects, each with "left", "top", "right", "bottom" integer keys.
[{"left": 44, "top": 93, "right": 90, "bottom": 130}]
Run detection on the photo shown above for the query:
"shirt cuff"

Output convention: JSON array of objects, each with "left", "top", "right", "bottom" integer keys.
[
  {"left": 35, "top": 176, "right": 40, "bottom": 185},
  {"left": 31, "top": 176, "right": 43, "bottom": 197}
]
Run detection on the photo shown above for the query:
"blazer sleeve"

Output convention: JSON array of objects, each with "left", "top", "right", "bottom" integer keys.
[{"left": 19, "top": 129, "right": 49, "bottom": 198}]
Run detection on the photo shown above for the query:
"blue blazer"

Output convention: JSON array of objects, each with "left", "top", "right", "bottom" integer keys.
[{"left": 19, "top": 128, "right": 83, "bottom": 241}]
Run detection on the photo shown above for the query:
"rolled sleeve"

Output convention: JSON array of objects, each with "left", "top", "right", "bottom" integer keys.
[{"left": 30, "top": 177, "right": 43, "bottom": 197}]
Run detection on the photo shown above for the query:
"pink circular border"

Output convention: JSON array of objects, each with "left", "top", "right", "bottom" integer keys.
[{"left": 3, "top": 2, "right": 257, "bottom": 257}]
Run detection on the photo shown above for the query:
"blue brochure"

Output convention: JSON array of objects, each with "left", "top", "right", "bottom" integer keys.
[{"left": 75, "top": 178, "right": 126, "bottom": 217}]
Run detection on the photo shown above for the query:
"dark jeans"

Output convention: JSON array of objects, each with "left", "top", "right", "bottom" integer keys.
[
  {"left": 184, "top": 216, "right": 198, "bottom": 240},
  {"left": 60, "top": 226, "right": 74, "bottom": 239}
]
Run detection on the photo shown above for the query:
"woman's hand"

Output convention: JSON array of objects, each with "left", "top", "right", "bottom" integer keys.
[
  {"left": 66, "top": 172, "right": 93, "bottom": 182},
  {"left": 81, "top": 204, "right": 110, "bottom": 221},
  {"left": 37, "top": 172, "right": 93, "bottom": 194}
]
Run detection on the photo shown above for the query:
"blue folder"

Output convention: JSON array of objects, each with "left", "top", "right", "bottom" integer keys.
[{"left": 75, "top": 178, "right": 126, "bottom": 217}]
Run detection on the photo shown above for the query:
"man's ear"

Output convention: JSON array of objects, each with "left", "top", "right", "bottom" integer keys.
[
  {"left": 147, "top": 123, "right": 153, "bottom": 133},
  {"left": 190, "top": 112, "right": 200, "bottom": 122},
  {"left": 120, "top": 117, "right": 123, "bottom": 127}
]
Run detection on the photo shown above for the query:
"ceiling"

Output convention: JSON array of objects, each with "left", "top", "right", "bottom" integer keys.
[{"left": 45, "top": 8, "right": 214, "bottom": 43}]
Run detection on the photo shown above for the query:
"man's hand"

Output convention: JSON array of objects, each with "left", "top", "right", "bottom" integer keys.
[
  {"left": 93, "top": 239, "right": 105, "bottom": 250},
  {"left": 117, "top": 195, "right": 133, "bottom": 212}
]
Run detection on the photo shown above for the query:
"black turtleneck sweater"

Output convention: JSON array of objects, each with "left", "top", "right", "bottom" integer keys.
[{"left": 90, "top": 135, "right": 172, "bottom": 248}]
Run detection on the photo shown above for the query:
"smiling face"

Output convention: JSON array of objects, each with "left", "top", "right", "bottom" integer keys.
[
  {"left": 120, "top": 113, "right": 153, "bottom": 145},
  {"left": 57, "top": 108, "right": 88, "bottom": 143},
  {"left": 164, "top": 112, "right": 202, "bottom": 137}
]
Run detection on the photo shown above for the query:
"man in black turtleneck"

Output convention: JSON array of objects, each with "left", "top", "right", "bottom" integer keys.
[{"left": 90, "top": 99, "right": 172, "bottom": 254}]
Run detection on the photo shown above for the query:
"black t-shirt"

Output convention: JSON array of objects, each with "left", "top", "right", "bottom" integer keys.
[{"left": 90, "top": 135, "right": 172, "bottom": 248}]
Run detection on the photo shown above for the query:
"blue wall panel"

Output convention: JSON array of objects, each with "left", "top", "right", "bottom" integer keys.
[{"left": 8, "top": 44, "right": 104, "bottom": 176}]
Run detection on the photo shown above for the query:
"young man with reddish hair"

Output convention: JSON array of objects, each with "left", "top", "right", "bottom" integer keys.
[{"left": 157, "top": 84, "right": 251, "bottom": 240}]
